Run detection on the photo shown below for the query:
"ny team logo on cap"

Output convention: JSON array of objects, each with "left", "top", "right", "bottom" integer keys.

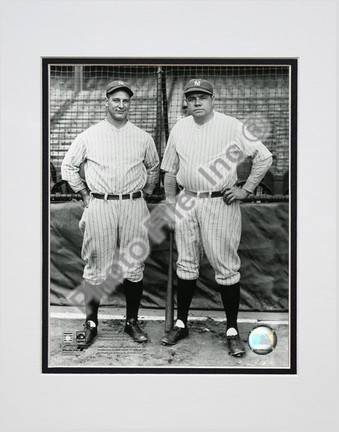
[
  {"left": 184, "top": 78, "right": 214, "bottom": 95},
  {"left": 106, "top": 79, "right": 134, "bottom": 97}
]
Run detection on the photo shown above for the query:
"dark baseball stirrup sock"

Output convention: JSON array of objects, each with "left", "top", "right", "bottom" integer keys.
[
  {"left": 176, "top": 278, "right": 197, "bottom": 327},
  {"left": 123, "top": 279, "right": 144, "bottom": 322},
  {"left": 219, "top": 282, "right": 241, "bottom": 332},
  {"left": 83, "top": 281, "right": 104, "bottom": 326}
]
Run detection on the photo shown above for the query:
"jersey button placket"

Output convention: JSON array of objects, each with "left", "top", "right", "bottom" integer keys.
[
  {"left": 116, "top": 130, "right": 122, "bottom": 194},
  {"left": 194, "top": 127, "right": 202, "bottom": 191}
]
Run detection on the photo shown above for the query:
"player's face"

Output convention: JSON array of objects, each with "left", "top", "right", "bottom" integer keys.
[
  {"left": 185, "top": 92, "right": 214, "bottom": 123},
  {"left": 106, "top": 90, "right": 131, "bottom": 123}
]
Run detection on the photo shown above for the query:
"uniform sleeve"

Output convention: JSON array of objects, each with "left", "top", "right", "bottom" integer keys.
[
  {"left": 160, "top": 128, "right": 180, "bottom": 175},
  {"left": 242, "top": 158, "right": 273, "bottom": 193},
  {"left": 164, "top": 172, "right": 177, "bottom": 204},
  {"left": 61, "top": 133, "right": 87, "bottom": 192},
  {"left": 234, "top": 121, "right": 273, "bottom": 193},
  {"left": 143, "top": 135, "right": 160, "bottom": 194},
  {"left": 234, "top": 120, "right": 273, "bottom": 162}
]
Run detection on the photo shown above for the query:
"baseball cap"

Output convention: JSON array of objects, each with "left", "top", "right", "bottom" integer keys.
[
  {"left": 184, "top": 78, "right": 214, "bottom": 96},
  {"left": 106, "top": 80, "right": 134, "bottom": 97}
]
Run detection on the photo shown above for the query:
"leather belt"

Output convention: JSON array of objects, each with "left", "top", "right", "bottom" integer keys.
[
  {"left": 180, "top": 187, "right": 223, "bottom": 198},
  {"left": 91, "top": 191, "right": 142, "bottom": 200}
]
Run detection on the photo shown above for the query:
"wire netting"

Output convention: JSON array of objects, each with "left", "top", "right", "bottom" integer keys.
[{"left": 49, "top": 63, "right": 290, "bottom": 197}]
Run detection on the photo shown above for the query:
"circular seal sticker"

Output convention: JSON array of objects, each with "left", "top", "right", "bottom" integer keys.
[{"left": 248, "top": 325, "right": 277, "bottom": 355}]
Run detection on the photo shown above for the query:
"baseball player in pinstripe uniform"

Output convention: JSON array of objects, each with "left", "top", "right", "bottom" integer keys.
[
  {"left": 61, "top": 80, "right": 159, "bottom": 345},
  {"left": 160, "top": 78, "right": 272, "bottom": 356}
]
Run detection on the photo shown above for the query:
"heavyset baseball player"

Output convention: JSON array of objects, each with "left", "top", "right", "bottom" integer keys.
[
  {"left": 61, "top": 80, "right": 159, "bottom": 345},
  {"left": 160, "top": 78, "right": 272, "bottom": 357}
]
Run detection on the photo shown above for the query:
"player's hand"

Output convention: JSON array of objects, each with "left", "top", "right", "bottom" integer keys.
[
  {"left": 79, "top": 188, "right": 90, "bottom": 208},
  {"left": 142, "top": 190, "right": 150, "bottom": 201},
  {"left": 82, "top": 195, "right": 90, "bottom": 208},
  {"left": 222, "top": 187, "right": 250, "bottom": 205}
]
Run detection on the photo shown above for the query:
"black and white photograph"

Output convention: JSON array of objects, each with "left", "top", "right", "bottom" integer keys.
[
  {"left": 43, "top": 58, "right": 296, "bottom": 373},
  {"left": 1, "top": 1, "right": 336, "bottom": 431}
]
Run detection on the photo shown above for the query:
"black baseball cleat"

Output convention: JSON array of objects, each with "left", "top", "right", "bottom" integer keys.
[
  {"left": 124, "top": 319, "right": 148, "bottom": 343},
  {"left": 84, "top": 321, "right": 98, "bottom": 346},
  {"left": 226, "top": 334, "right": 246, "bottom": 357},
  {"left": 161, "top": 326, "right": 189, "bottom": 346}
]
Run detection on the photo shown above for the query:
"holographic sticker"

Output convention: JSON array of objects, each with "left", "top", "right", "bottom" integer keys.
[{"left": 248, "top": 325, "right": 277, "bottom": 355}]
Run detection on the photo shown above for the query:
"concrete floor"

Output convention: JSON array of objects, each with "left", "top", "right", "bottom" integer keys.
[{"left": 47, "top": 306, "right": 290, "bottom": 371}]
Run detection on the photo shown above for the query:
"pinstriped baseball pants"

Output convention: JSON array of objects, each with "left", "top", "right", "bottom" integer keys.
[
  {"left": 79, "top": 196, "right": 150, "bottom": 285},
  {"left": 175, "top": 196, "right": 241, "bottom": 286}
]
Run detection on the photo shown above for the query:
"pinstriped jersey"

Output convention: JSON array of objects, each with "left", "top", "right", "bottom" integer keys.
[
  {"left": 161, "top": 111, "right": 272, "bottom": 192},
  {"left": 62, "top": 119, "right": 159, "bottom": 194}
]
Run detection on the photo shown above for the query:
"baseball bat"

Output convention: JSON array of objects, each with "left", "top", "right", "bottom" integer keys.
[{"left": 165, "top": 230, "right": 174, "bottom": 332}]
